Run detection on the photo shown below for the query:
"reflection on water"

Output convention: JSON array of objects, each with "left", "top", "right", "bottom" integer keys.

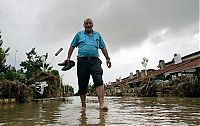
[
  {"left": 79, "top": 109, "right": 106, "bottom": 126},
  {"left": 0, "top": 96, "right": 200, "bottom": 126}
]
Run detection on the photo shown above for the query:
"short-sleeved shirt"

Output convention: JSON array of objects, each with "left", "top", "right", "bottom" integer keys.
[{"left": 71, "top": 30, "right": 106, "bottom": 57}]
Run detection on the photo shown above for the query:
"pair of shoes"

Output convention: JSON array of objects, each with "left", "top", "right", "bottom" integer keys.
[
  {"left": 58, "top": 60, "right": 68, "bottom": 66},
  {"left": 58, "top": 60, "right": 75, "bottom": 71}
]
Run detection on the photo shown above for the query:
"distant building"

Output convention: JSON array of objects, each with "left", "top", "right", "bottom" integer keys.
[{"left": 105, "top": 51, "right": 200, "bottom": 96}]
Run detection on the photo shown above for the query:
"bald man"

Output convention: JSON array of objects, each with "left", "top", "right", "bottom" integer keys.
[{"left": 66, "top": 18, "right": 111, "bottom": 110}]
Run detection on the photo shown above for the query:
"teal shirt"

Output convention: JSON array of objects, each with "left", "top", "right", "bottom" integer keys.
[{"left": 71, "top": 30, "right": 106, "bottom": 57}]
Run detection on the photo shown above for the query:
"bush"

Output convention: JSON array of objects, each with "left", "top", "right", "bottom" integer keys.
[
  {"left": 1, "top": 69, "right": 27, "bottom": 83},
  {"left": 0, "top": 80, "right": 33, "bottom": 103}
]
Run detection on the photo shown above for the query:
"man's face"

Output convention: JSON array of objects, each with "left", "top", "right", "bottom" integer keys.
[{"left": 84, "top": 19, "right": 93, "bottom": 31}]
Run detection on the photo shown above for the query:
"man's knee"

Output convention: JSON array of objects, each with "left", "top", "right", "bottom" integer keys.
[{"left": 94, "top": 83, "right": 103, "bottom": 88}]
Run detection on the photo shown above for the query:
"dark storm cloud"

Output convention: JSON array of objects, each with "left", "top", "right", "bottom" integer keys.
[
  {"left": 32, "top": 0, "right": 198, "bottom": 52},
  {"left": 35, "top": 0, "right": 107, "bottom": 43},
  {"left": 97, "top": 0, "right": 198, "bottom": 50},
  {"left": 0, "top": 0, "right": 198, "bottom": 59}
]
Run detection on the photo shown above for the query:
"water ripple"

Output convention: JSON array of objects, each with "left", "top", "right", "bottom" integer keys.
[{"left": 0, "top": 96, "right": 200, "bottom": 125}]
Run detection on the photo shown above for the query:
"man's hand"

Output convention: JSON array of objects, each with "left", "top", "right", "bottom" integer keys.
[
  {"left": 106, "top": 59, "right": 111, "bottom": 68},
  {"left": 101, "top": 48, "right": 111, "bottom": 68},
  {"left": 66, "top": 58, "right": 70, "bottom": 64}
]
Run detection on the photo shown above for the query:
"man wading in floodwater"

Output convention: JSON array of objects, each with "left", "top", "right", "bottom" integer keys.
[{"left": 65, "top": 18, "right": 111, "bottom": 110}]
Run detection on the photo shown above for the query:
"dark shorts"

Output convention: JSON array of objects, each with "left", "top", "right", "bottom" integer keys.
[{"left": 77, "top": 57, "right": 103, "bottom": 95}]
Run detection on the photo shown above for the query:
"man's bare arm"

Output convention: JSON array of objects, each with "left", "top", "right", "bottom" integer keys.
[
  {"left": 67, "top": 45, "right": 75, "bottom": 60},
  {"left": 101, "top": 48, "right": 111, "bottom": 68}
]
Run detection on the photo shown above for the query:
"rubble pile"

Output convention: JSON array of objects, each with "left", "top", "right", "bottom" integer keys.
[
  {"left": 0, "top": 80, "right": 32, "bottom": 103},
  {"left": 27, "top": 72, "right": 61, "bottom": 99}
]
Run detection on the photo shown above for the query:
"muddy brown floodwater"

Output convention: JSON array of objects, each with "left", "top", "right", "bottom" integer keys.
[{"left": 0, "top": 96, "right": 200, "bottom": 126}]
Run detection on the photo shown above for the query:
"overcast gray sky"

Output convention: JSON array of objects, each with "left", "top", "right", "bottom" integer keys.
[{"left": 0, "top": 0, "right": 199, "bottom": 92}]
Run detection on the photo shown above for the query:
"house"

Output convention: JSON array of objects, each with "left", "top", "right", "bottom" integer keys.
[
  {"left": 105, "top": 51, "right": 200, "bottom": 96},
  {"left": 132, "top": 51, "right": 200, "bottom": 83}
]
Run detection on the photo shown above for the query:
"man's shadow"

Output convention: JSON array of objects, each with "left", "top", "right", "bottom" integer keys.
[{"left": 79, "top": 109, "right": 106, "bottom": 126}]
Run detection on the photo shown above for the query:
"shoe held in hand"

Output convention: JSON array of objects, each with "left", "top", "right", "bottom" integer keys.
[
  {"left": 58, "top": 60, "right": 68, "bottom": 66},
  {"left": 60, "top": 60, "right": 75, "bottom": 71}
]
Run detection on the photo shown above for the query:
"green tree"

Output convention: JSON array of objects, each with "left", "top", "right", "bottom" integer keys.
[
  {"left": 0, "top": 31, "right": 28, "bottom": 83},
  {"left": 20, "top": 48, "right": 53, "bottom": 79},
  {"left": 66, "top": 84, "right": 74, "bottom": 94},
  {"left": 51, "top": 69, "right": 59, "bottom": 76},
  {"left": 3, "top": 68, "right": 26, "bottom": 83},
  {"left": 88, "top": 83, "right": 95, "bottom": 95},
  {"left": 0, "top": 31, "right": 10, "bottom": 73},
  {"left": 62, "top": 84, "right": 74, "bottom": 96}
]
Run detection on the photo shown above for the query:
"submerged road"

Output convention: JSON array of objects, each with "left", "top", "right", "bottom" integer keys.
[{"left": 0, "top": 96, "right": 200, "bottom": 125}]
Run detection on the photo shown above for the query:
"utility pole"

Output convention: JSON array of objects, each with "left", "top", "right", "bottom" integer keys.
[{"left": 14, "top": 50, "right": 18, "bottom": 68}]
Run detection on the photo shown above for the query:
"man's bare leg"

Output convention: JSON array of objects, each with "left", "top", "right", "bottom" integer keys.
[
  {"left": 80, "top": 95, "right": 86, "bottom": 108},
  {"left": 95, "top": 85, "right": 108, "bottom": 110}
]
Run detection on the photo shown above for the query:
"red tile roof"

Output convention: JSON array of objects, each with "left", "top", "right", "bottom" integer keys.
[
  {"left": 133, "top": 56, "right": 200, "bottom": 82},
  {"left": 165, "top": 56, "right": 200, "bottom": 74}
]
